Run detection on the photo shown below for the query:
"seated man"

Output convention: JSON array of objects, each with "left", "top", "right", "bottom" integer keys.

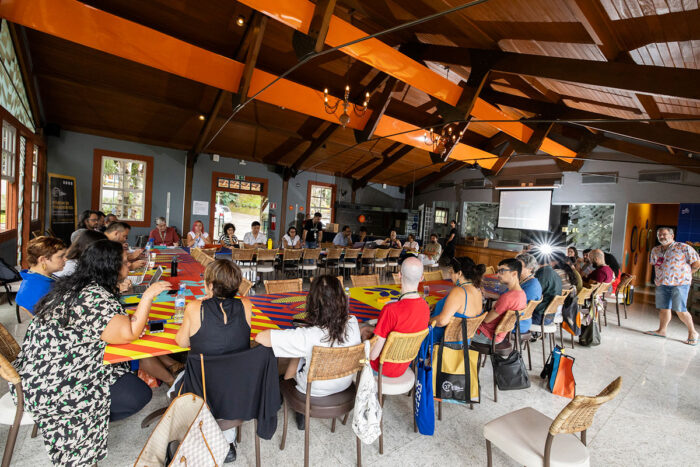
[
  {"left": 472, "top": 258, "right": 527, "bottom": 345},
  {"left": 105, "top": 221, "right": 146, "bottom": 270},
  {"left": 149, "top": 216, "right": 180, "bottom": 246},
  {"left": 243, "top": 221, "right": 267, "bottom": 248},
  {"left": 515, "top": 252, "right": 543, "bottom": 334},
  {"left": 70, "top": 209, "right": 99, "bottom": 243},
  {"left": 354, "top": 226, "right": 368, "bottom": 244},
  {"left": 333, "top": 225, "right": 352, "bottom": 247},
  {"left": 584, "top": 249, "right": 614, "bottom": 286},
  {"left": 531, "top": 257, "right": 563, "bottom": 327},
  {"left": 104, "top": 213, "right": 118, "bottom": 229},
  {"left": 419, "top": 234, "right": 442, "bottom": 266},
  {"left": 361, "top": 257, "right": 430, "bottom": 376}
]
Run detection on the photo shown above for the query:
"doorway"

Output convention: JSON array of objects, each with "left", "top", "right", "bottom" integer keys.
[{"left": 209, "top": 172, "right": 269, "bottom": 240}]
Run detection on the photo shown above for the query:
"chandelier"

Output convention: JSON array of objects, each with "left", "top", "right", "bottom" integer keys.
[
  {"left": 423, "top": 123, "right": 466, "bottom": 155},
  {"left": 324, "top": 85, "right": 370, "bottom": 128}
]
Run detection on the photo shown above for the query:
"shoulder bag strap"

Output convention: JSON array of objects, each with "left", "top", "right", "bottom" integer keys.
[
  {"left": 200, "top": 354, "right": 207, "bottom": 403},
  {"left": 461, "top": 318, "right": 471, "bottom": 403}
]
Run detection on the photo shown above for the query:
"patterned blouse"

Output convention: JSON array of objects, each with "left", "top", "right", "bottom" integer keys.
[
  {"left": 13, "top": 283, "right": 129, "bottom": 466},
  {"left": 219, "top": 233, "right": 239, "bottom": 247},
  {"left": 650, "top": 242, "right": 700, "bottom": 286}
]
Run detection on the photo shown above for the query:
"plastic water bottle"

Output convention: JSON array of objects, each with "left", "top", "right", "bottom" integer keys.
[
  {"left": 345, "top": 287, "right": 351, "bottom": 308},
  {"left": 173, "top": 284, "right": 186, "bottom": 323}
]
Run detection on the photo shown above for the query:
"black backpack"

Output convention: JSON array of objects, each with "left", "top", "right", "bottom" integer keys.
[{"left": 0, "top": 257, "right": 21, "bottom": 284}]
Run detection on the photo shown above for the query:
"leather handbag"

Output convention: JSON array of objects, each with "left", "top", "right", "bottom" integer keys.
[{"left": 491, "top": 348, "right": 530, "bottom": 391}]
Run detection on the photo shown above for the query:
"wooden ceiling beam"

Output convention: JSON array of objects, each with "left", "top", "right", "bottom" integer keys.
[
  {"left": 289, "top": 122, "right": 338, "bottom": 172},
  {"left": 353, "top": 144, "right": 413, "bottom": 190},
  {"left": 232, "top": 14, "right": 267, "bottom": 107},
  {"left": 402, "top": 44, "right": 700, "bottom": 101},
  {"left": 308, "top": 0, "right": 336, "bottom": 53},
  {"left": 354, "top": 77, "right": 397, "bottom": 143},
  {"left": 344, "top": 141, "right": 401, "bottom": 178},
  {"left": 488, "top": 144, "right": 515, "bottom": 176},
  {"left": 260, "top": 117, "right": 325, "bottom": 164},
  {"left": 413, "top": 160, "right": 466, "bottom": 192}
]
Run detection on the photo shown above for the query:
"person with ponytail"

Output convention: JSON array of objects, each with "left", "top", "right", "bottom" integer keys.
[{"left": 430, "top": 256, "right": 486, "bottom": 342}]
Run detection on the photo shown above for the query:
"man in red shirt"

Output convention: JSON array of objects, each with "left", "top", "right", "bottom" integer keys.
[
  {"left": 583, "top": 249, "right": 614, "bottom": 285},
  {"left": 148, "top": 216, "right": 180, "bottom": 246},
  {"left": 365, "top": 256, "right": 430, "bottom": 377}
]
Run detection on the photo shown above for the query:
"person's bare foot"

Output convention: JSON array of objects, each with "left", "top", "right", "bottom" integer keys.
[
  {"left": 685, "top": 332, "right": 699, "bottom": 346},
  {"left": 644, "top": 330, "right": 666, "bottom": 337}
]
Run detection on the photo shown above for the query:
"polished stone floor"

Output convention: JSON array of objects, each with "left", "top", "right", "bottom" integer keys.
[{"left": 0, "top": 282, "right": 698, "bottom": 466}]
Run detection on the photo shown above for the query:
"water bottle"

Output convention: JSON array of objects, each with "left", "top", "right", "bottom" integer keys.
[{"left": 173, "top": 284, "right": 186, "bottom": 323}]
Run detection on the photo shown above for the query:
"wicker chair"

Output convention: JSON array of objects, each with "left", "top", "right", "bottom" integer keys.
[
  {"left": 373, "top": 248, "right": 390, "bottom": 279},
  {"left": 350, "top": 274, "right": 380, "bottom": 288},
  {"left": 391, "top": 273, "right": 401, "bottom": 285},
  {"left": 238, "top": 278, "right": 254, "bottom": 297},
  {"left": 256, "top": 249, "right": 278, "bottom": 282},
  {"left": 484, "top": 377, "right": 623, "bottom": 467},
  {"left": 539, "top": 290, "right": 572, "bottom": 366},
  {"left": 609, "top": 273, "right": 635, "bottom": 326},
  {"left": 298, "top": 248, "right": 321, "bottom": 279},
  {"left": 279, "top": 343, "right": 367, "bottom": 467},
  {"left": 233, "top": 248, "right": 256, "bottom": 282},
  {"left": 309, "top": 275, "right": 344, "bottom": 288},
  {"left": 0, "top": 324, "right": 37, "bottom": 467},
  {"left": 387, "top": 249, "right": 402, "bottom": 273},
  {"left": 433, "top": 313, "right": 486, "bottom": 417},
  {"left": 513, "top": 298, "right": 542, "bottom": 370},
  {"left": 423, "top": 271, "right": 443, "bottom": 282},
  {"left": 375, "top": 328, "right": 429, "bottom": 454},
  {"left": 484, "top": 266, "right": 495, "bottom": 275},
  {"left": 281, "top": 248, "right": 303, "bottom": 278},
  {"left": 590, "top": 282, "right": 612, "bottom": 329},
  {"left": 340, "top": 249, "right": 361, "bottom": 278},
  {"left": 359, "top": 248, "right": 377, "bottom": 274},
  {"left": 469, "top": 310, "right": 520, "bottom": 403},
  {"left": 321, "top": 248, "right": 343, "bottom": 276},
  {"left": 264, "top": 278, "right": 303, "bottom": 294}
]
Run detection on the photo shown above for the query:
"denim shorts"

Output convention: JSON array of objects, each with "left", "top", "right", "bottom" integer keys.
[{"left": 655, "top": 284, "right": 690, "bottom": 312}]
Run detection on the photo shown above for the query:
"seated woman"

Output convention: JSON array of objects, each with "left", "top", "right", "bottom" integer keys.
[
  {"left": 403, "top": 233, "right": 420, "bottom": 255},
  {"left": 551, "top": 251, "right": 582, "bottom": 293},
  {"left": 281, "top": 226, "right": 302, "bottom": 249},
  {"left": 16, "top": 236, "right": 67, "bottom": 315},
  {"left": 384, "top": 230, "right": 402, "bottom": 249},
  {"left": 354, "top": 226, "right": 368, "bottom": 244},
  {"left": 12, "top": 239, "right": 171, "bottom": 466},
  {"left": 175, "top": 259, "right": 252, "bottom": 462},
  {"left": 431, "top": 257, "right": 485, "bottom": 342},
  {"left": 219, "top": 223, "right": 239, "bottom": 248},
  {"left": 255, "top": 275, "right": 361, "bottom": 430},
  {"left": 187, "top": 220, "right": 210, "bottom": 248},
  {"left": 54, "top": 229, "right": 106, "bottom": 278}
]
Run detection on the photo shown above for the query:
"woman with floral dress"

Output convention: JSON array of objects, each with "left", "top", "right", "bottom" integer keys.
[{"left": 12, "top": 239, "right": 171, "bottom": 466}]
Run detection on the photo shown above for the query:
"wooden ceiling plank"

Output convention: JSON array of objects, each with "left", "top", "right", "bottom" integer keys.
[
  {"left": 234, "top": 14, "right": 268, "bottom": 106},
  {"left": 413, "top": 160, "right": 466, "bottom": 192},
  {"left": 488, "top": 144, "right": 515, "bottom": 176},
  {"left": 308, "top": 0, "right": 337, "bottom": 53},
  {"left": 354, "top": 76, "right": 397, "bottom": 143},
  {"left": 353, "top": 144, "right": 413, "bottom": 190},
  {"left": 290, "top": 122, "right": 339, "bottom": 171}
]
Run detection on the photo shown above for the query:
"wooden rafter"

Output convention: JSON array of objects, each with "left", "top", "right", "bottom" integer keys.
[
  {"left": 308, "top": 0, "right": 336, "bottom": 53},
  {"left": 354, "top": 77, "right": 397, "bottom": 143},
  {"left": 289, "top": 122, "right": 338, "bottom": 172},
  {"left": 413, "top": 160, "right": 466, "bottom": 193},
  {"left": 261, "top": 117, "right": 325, "bottom": 164},
  {"left": 233, "top": 14, "right": 267, "bottom": 106},
  {"left": 353, "top": 144, "right": 413, "bottom": 190},
  {"left": 489, "top": 144, "right": 515, "bottom": 176}
]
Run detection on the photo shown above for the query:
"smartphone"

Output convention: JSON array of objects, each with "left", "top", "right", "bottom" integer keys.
[
  {"left": 149, "top": 322, "right": 165, "bottom": 333},
  {"left": 167, "top": 289, "right": 178, "bottom": 295}
]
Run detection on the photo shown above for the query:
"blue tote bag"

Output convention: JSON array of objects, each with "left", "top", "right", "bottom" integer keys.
[{"left": 414, "top": 326, "right": 434, "bottom": 435}]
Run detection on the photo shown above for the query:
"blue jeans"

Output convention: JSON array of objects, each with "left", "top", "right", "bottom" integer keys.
[
  {"left": 305, "top": 241, "right": 318, "bottom": 249},
  {"left": 655, "top": 284, "right": 690, "bottom": 312}
]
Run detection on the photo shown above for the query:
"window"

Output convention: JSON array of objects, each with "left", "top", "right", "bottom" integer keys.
[
  {"left": 434, "top": 207, "right": 448, "bottom": 225},
  {"left": 1, "top": 121, "right": 16, "bottom": 231},
  {"left": 92, "top": 150, "right": 153, "bottom": 227},
  {"left": 31, "top": 145, "right": 39, "bottom": 220},
  {"left": 307, "top": 182, "right": 335, "bottom": 224}
]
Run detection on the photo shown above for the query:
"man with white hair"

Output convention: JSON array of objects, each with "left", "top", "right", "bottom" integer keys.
[
  {"left": 646, "top": 227, "right": 700, "bottom": 345},
  {"left": 363, "top": 256, "right": 430, "bottom": 377}
]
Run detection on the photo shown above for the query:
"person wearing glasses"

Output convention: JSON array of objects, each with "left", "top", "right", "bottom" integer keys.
[{"left": 472, "top": 258, "right": 527, "bottom": 345}]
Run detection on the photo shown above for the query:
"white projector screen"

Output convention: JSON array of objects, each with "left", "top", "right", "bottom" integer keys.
[{"left": 498, "top": 190, "right": 552, "bottom": 231}]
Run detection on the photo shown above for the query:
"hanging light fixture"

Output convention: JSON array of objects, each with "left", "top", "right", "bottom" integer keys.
[
  {"left": 323, "top": 85, "right": 369, "bottom": 128},
  {"left": 423, "top": 123, "right": 466, "bottom": 156}
]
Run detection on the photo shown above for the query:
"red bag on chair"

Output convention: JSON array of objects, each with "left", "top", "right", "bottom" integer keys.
[{"left": 551, "top": 351, "right": 576, "bottom": 399}]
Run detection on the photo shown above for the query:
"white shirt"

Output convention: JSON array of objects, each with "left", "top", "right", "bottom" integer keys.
[
  {"left": 53, "top": 259, "right": 77, "bottom": 278},
  {"left": 243, "top": 231, "right": 267, "bottom": 246},
  {"left": 404, "top": 241, "right": 419, "bottom": 253},
  {"left": 188, "top": 231, "right": 209, "bottom": 248},
  {"left": 282, "top": 234, "right": 300, "bottom": 248},
  {"left": 270, "top": 316, "right": 361, "bottom": 397}
]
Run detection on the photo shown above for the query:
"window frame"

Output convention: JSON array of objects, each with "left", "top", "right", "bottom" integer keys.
[
  {"left": 306, "top": 181, "right": 336, "bottom": 224},
  {"left": 30, "top": 143, "right": 40, "bottom": 221},
  {"left": 0, "top": 119, "right": 18, "bottom": 237},
  {"left": 91, "top": 149, "right": 153, "bottom": 228},
  {"left": 434, "top": 207, "right": 449, "bottom": 225}
]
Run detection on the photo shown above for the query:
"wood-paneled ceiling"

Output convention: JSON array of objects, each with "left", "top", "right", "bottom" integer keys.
[{"left": 7, "top": 0, "right": 700, "bottom": 190}]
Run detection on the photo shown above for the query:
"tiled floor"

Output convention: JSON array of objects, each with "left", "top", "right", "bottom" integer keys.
[{"left": 0, "top": 281, "right": 698, "bottom": 466}]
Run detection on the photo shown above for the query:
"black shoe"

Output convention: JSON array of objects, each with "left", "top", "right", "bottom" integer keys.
[
  {"left": 529, "top": 332, "right": 541, "bottom": 342},
  {"left": 295, "top": 412, "right": 305, "bottom": 431},
  {"left": 224, "top": 443, "right": 236, "bottom": 463}
]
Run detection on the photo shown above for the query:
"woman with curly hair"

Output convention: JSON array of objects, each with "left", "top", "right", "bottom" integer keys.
[{"left": 255, "top": 275, "right": 361, "bottom": 428}]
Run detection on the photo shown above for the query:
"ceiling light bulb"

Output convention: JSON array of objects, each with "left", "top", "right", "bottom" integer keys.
[
  {"left": 198, "top": 114, "right": 205, "bottom": 121},
  {"left": 236, "top": 16, "right": 245, "bottom": 27}
]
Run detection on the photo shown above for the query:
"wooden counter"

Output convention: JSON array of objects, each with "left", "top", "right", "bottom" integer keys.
[{"left": 455, "top": 245, "right": 519, "bottom": 269}]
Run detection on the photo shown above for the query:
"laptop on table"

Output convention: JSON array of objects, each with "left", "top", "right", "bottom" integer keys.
[{"left": 126, "top": 266, "right": 163, "bottom": 295}]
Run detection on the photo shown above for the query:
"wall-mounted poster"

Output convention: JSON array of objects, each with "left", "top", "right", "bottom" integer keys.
[{"left": 49, "top": 173, "right": 77, "bottom": 245}]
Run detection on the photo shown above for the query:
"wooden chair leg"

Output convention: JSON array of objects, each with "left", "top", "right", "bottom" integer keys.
[
  {"left": 486, "top": 440, "right": 492, "bottom": 467},
  {"left": 438, "top": 400, "right": 442, "bottom": 421},
  {"left": 237, "top": 424, "right": 242, "bottom": 443},
  {"left": 559, "top": 325, "right": 564, "bottom": 347},
  {"left": 341, "top": 413, "right": 349, "bottom": 425},
  {"left": 2, "top": 420, "right": 21, "bottom": 467},
  {"left": 493, "top": 370, "right": 498, "bottom": 403},
  {"left": 304, "top": 407, "right": 310, "bottom": 467},
  {"left": 623, "top": 301, "right": 628, "bottom": 319},
  {"left": 279, "top": 399, "right": 288, "bottom": 450},
  {"left": 526, "top": 341, "right": 532, "bottom": 370},
  {"left": 254, "top": 420, "right": 261, "bottom": 467},
  {"left": 571, "top": 332, "right": 575, "bottom": 349},
  {"left": 356, "top": 434, "right": 362, "bottom": 467},
  {"left": 331, "top": 418, "right": 336, "bottom": 433},
  {"left": 15, "top": 304, "right": 21, "bottom": 324},
  {"left": 541, "top": 332, "right": 546, "bottom": 367},
  {"left": 31, "top": 423, "right": 38, "bottom": 438}
]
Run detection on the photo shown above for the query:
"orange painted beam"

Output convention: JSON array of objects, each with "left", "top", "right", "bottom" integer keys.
[
  {"left": 239, "top": 0, "right": 577, "bottom": 161},
  {"left": 0, "top": 0, "right": 495, "bottom": 168}
]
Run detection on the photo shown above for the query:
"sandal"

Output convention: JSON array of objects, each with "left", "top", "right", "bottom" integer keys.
[
  {"left": 685, "top": 336, "right": 699, "bottom": 346},
  {"left": 644, "top": 331, "right": 666, "bottom": 338}
]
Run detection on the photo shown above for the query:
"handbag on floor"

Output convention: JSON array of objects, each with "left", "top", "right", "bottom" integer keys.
[
  {"left": 432, "top": 319, "right": 480, "bottom": 403},
  {"left": 579, "top": 320, "right": 601, "bottom": 346},
  {"left": 414, "top": 326, "right": 434, "bottom": 435},
  {"left": 491, "top": 348, "right": 530, "bottom": 391},
  {"left": 540, "top": 346, "right": 576, "bottom": 399},
  {"left": 134, "top": 393, "right": 229, "bottom": 467}
]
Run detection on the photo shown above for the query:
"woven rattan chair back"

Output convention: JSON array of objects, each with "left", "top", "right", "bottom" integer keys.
[
  {"left": 388, "top": 248, "right": 402, "bottom": 259},
  {"left": 360, "top": 248, "right": 377, "bottom": 260},
  {"left": 443, "top": 313, "right": 486, "bottom": 342},
  {"left": 379, "top": 328, "right": 429, "bottom": 365},
  {"left": 264, "top": 278, "right": 303, "bottom": 294},
  {"left": 0, "top": 352, "right": 19, "bottom": 385},
  {"left": 494, "top": 310, "right": 519, "bottom": 335},
  {"left": 520, "top": 298, "right": 542, "bottom": 320},
  {"left": 0, "top": 324, "right": 19, "bottom": 365},
  {"left": 343, "top": 249, "right": 361, "bottom": 260},
  {"left": 234, "top": 248, "right": 255, "bottom": 261},
  {"left": 238, "top": 279, "right": 254, "bottom": 297},
  {"left": 309, "top": 275, "right": 344, "bottom": 287},
  {"left": 576, "top": 286, "right": 594, "bottom": 305},
  {"left": 326, "top": 248, "right": 343, "bottom": 260},
  {"left": 592, "top": 282, "right": 612, "bottom": 299},
  {"left": 618, "top": 273, "right": 635, "bottom": 291},
  {"left": 320, "top": 242, "right": 334, "bottom": 250},
  {"left": 423, "top": 271, "right": 443, "bottom": 282},
  {"left": 484, "top": 266, "right": 496, "bottom": 275},
  {"left": 282, "top": 248, "right": 303, "bottom": 261},
  {"left": 201, "top": 248, "right": 217, "bottom": 257},
  {"left": 549, "top": 376, "right": 622, "bottom": 436},
  {"left": 350, "top": 274, "right": 380, "bottom": 287},
  {"left": 256, "top": 249, "right": 278, "bottom": 261},
  {"left": 542, "top": 292, "right": 570, "bottom": 321},
  {"left": 374, "top": 248, "right": 390, "bottom": 260},
  {"left": 302, "top": 248, "right": 321, "bottom": 260},
  {"left": 200, "top": 255, "right": 215, "bottom": 267},
  {"left": 307, "top": 342, "right": 366, "bottom": 382}
]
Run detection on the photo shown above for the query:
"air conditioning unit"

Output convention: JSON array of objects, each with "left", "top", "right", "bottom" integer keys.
[
  {"left": 437, "top": 181, "right": 455, "bottom": 188},
  {"left": 462, "top": 179, "right": 487, "bottom": 189},
  {"left": 581, "top": 173, "right": 617, "bottom": 184},
  {"left": 638, "top": 170, "right": 682, "bottom": 183}
]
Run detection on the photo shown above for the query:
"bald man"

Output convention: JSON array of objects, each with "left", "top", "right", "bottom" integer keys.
[
  {"left": 583, "top": 249, "right": 614, "bottom": 285},
  {"left": 363, "top": 256, "right": 430, "bottom": 378}
]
